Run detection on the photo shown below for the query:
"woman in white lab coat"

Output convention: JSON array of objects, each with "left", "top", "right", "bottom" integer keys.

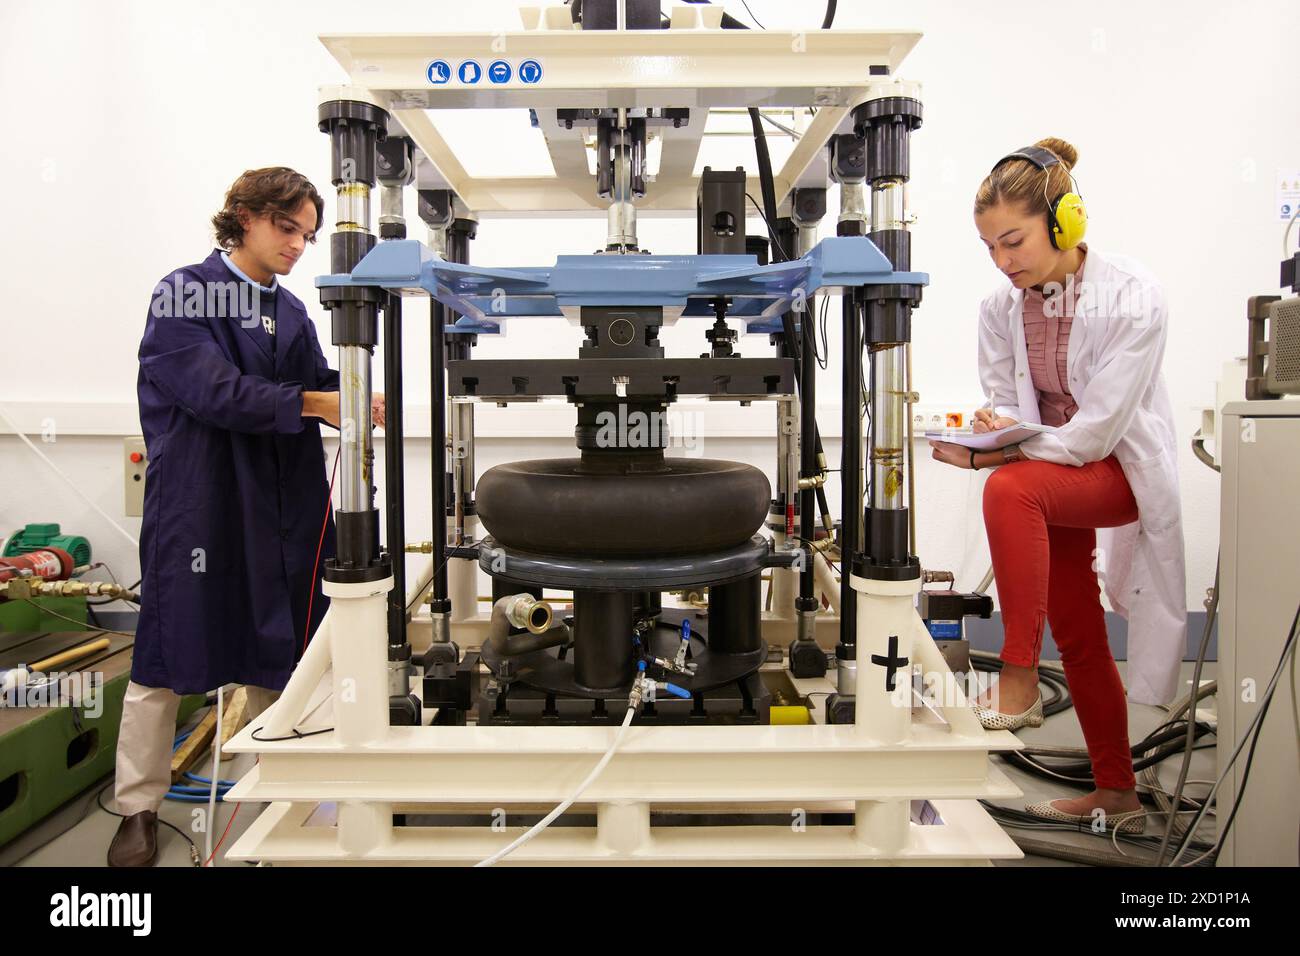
[{"left": 928, "top": 138, "right": 1187, "bottom": 830}]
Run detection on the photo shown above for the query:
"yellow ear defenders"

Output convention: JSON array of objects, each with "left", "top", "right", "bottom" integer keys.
[{"left": 991, "top": 145, "right": 1088, "bottom": 250}]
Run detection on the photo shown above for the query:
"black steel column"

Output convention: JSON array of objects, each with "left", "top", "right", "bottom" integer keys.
[
  {"left": 573, "top": 590, "right": 638, "bottom": 691},
  {"left": 853, "top": 94, "right": 923, "bottom": 581},
  {"left": 383, "top": 293, "right": 407, "bottom": 644},
  {"left": 708, "top": 574, "right": 762, "bottom": 654},
  {"left": 799, "top": 295, "right": 818, "bottom": 605},
  {"left": 318, "top": 97, "right": 389, "bottom": 585},
  {"left": 840, "top": 293, "right": 862, "bottom": 647},
  {"left": 429, "top": 296, "right": 450, "bottom": 612}
]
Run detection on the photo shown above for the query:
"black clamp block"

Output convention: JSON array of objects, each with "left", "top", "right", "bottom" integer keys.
[
  {"left": 823, "top": 692, "right": 856, "bottom": 725},
  {"left": 918, "top": 589, "right": 993, "bottom": 622},
  {"left": 788, "top": 639, "right": 828, "bottom": 679},
  {"left": 423, "top": 650, "right": 479, "bottom": 719},
  {"left": 389, "top": 693, "right": 421, "bottom": 726},
  {"left": 1283, "top": 252, "right": 1300, "bottom": 293},
  {"left": 417, "top": 189, "right": 454, "bottom": 229}
]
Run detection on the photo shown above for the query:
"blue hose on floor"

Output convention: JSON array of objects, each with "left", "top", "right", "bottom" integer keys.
[{"left": 164, "top": 721, "right": 234, "bottom": 802}]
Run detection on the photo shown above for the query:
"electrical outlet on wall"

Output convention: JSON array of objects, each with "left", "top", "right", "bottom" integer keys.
[{"left": 910, "top": 403, "right": 981, "bottom": 437}]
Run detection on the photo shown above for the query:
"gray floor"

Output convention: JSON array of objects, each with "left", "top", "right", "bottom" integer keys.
[
  {"left": 990, "top": 660, "right": 1218, "bottom": 866},
  {"left": 4, "top": 660, "right": 1218, "bottom": 868}
]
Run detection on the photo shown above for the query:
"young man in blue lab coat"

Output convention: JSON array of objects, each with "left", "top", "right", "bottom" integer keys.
[{"left": 108, "top": 167, "right": 384, "bottom": 867}]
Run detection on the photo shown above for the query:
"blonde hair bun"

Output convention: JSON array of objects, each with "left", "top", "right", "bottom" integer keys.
[{"left": 1033, "top": 137, "right": 1079, "bottom": 172}]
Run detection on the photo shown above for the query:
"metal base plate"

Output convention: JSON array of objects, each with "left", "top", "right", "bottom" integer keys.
[
  {"left": 478, "top": 535, "right": 771, "bottom": 591},
  {"left": 478, "top": 607, "right": 768, "bottom": 724}
]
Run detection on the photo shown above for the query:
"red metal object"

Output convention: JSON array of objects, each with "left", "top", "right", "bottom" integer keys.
[{"left": 0, "top": 547, "right": 75, "bottom": 584}]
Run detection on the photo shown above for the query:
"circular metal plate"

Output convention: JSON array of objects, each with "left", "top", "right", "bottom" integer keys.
[{"left": 478, "top": 535, "right": 770, "bottom": 591}]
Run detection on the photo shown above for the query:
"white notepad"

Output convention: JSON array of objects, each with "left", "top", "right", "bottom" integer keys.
[{"left": 923, "top": 422, "right": 1057, "bottom": 450}]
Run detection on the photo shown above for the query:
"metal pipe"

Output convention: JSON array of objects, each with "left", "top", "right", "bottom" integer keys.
[
  {"left": 338, "top": 345, "right": 371, "bottom": 513},
  {"left": 451, "top": 399, "right": 475, "bottom": 546},
  {"left": 838, "top": 182, "right": 867, "bottom": 227},
  {"left": 870, "top": 180, "right": 906, "bottom": 231},
  {"left": 336, "top": 183, "right": 371, "bottom": 231},
  {"left": 378, "top": 184, "right": 403, "bottom": 230},
  {"left": 606, "top": 128, "right": 637, "bottom": 252},
  {"left": 500, "top": 592, "right": 554, "bottom": 634},
  {"left": 905, "top": 343, "right": 916, "bottom": 553},
  {"left": 870, "top": 343, "right": 905, "bottom": 510}
]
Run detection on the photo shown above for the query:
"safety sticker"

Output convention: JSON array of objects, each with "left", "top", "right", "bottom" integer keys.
[{"left": 426, "top": 58, "right": 543, "bottom": 85}]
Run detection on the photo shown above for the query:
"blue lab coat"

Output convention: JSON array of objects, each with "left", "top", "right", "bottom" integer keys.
[{"left": 133, "top": 249, "right": 338, "bottom": 694}]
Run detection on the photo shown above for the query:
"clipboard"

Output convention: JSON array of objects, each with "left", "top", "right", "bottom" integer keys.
[{"left": 923, "top": 422, "right": 1057, "bottom": 450}]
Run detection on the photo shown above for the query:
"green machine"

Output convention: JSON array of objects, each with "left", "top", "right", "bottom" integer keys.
[{"left": 0, "top": 523, "right": 203, "bottom": 850}]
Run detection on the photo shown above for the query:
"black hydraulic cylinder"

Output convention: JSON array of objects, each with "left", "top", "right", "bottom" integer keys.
[
  {"left": 799, "top": 294, "right": 818, "bottom": 603},
  {"left": 384, "top": 293, "right": 407, "bottom": 644},
  {"left": 573, "top": 590, "right": 637, "bottom": 690},
  {"left": 840, "top": 294, "right": 862, "bottom": 645},
  {"left": 430, "top": 297, "right": 450, "bottom": 607},
  {"left": 708, "top": 574, "right": 762, "bottom": 654}
]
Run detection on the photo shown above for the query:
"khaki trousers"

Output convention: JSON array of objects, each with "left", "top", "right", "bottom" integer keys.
[{"left": 113, "top": 680, "right": 279, "bottom": 815}]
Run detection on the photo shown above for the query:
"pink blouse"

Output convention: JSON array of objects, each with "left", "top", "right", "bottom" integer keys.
[{"left": 1021, "top": 252, "right": 1087, "bottom": 426}]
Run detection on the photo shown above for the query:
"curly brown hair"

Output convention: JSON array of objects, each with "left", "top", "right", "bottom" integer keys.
[{"left": 212, "top": 167, "right": 324, "bottom": 250}]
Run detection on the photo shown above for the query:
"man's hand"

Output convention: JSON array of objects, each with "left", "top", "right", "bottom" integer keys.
[
  {"left": 371, "top": 393, "right": 386, "bottom": 428},
  {"left": 972, "top": 408, "right": 1018, "bottom": 434},
  {"left": 302, "top": 391, "right": 341, "bottom": 428}
]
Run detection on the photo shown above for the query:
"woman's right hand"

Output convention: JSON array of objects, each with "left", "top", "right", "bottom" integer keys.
[{"left": 972, "top": 408, "right": 1018, "bottom": 434}]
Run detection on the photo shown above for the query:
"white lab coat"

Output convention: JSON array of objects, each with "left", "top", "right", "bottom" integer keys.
[{"left": 977, "top": 245, "right": 1187, "bottom": 705}]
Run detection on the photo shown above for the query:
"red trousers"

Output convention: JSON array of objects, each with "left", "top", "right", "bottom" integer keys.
[{"left": 982, "top": 454, "right": 1139, "bottom": 791}]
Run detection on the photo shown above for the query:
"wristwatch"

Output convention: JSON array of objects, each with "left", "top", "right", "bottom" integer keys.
[{"left": 1002, "top": 443, "right": 1024, "bottom": 464}]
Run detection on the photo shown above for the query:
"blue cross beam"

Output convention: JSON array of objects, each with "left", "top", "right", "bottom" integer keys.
[
  {"left": 316, "top": 236, "right": 928, "bottom": 335},
  {"left": 870, "top": 634, "right": 910, "bottom": 693}
]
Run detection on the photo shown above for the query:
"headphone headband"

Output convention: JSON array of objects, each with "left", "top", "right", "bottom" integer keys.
[
  {"left": 989, "top": 144, "right": 1087, "bottom": 251},
  {"left": 991, "top": 145, "right": 1062, "bottom": 173}
]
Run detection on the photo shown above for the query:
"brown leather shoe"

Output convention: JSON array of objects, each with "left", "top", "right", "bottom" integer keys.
[{"left": 107, "top": 811, "right": 158, "bottom": 867}]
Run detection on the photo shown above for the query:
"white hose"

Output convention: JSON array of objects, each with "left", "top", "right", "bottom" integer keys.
[
  {"left": 0, "top": 404, "right": 140, "bottom": 549},
  {"left": 475, "top": 705, "right": 635, "bottom": 867},
  {"left": 205, "top": 684, "right": 224, "bottom": 865},
  {"left": 813, "top": 550, "right": 840, "bottom": 614}
]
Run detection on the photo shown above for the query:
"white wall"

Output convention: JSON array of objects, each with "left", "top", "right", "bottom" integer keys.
[{"left": 2, "top": 0, "right": 1297, "bottom": 609}]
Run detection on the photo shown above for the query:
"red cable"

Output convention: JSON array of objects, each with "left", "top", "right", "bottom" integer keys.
[
  {"left": 207, "top": 447, "right": 334, "bottom": 867},
  {"left": 204, "top": 802, "right": 241, "bottom": 867},
  {"left": 303, "top": 448, "right": 340, "bottom": 655}
]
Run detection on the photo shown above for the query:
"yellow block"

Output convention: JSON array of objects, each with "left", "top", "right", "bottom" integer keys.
[{"left": 769, "top": 705, "right": 811, "bottom": 725}]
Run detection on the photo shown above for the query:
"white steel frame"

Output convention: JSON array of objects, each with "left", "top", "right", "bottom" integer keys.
[{"left": 223, "top": 8, "right": 1024, "bottom": 865}]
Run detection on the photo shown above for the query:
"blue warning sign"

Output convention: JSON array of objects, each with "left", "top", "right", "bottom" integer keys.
[
  {"left": 488, "top": 60, "right": 512, "bottom": 84},
  {"left": 458, "top": 60, "right": 482, "bottom": 84},
  {"left": 427, "top": 60, "right": 451, "bottom": 84},
  {"left": 519, "top": 59, "right": 543, "bottom": 84}
]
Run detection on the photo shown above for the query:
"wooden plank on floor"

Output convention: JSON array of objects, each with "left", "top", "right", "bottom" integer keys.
[
  {"left": 171, "top": 705, "right": 219, "bottom": 783},
  {"left": 219, "top": 687, "right": 249, "bottom": 762}
]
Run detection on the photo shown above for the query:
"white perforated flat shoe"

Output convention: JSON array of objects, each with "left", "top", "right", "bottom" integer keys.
[
  {"left": 1024, "top": 801, "right": 1147, "bottom": 834},
  {"left": 972, "top": 693, "right": 1043, "bottom": 730}
]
